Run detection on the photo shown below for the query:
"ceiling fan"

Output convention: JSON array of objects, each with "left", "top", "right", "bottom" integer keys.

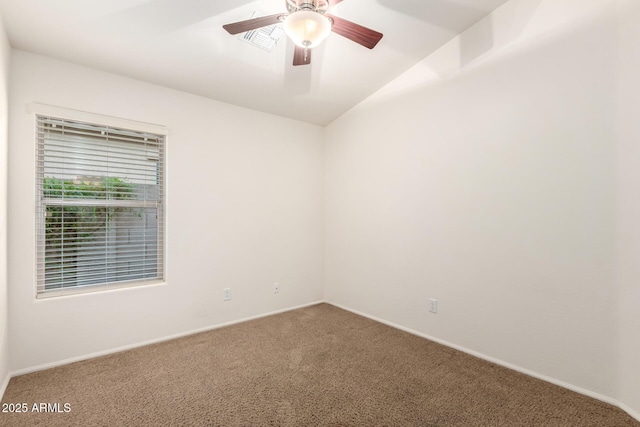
[{"left": 223, "top": 0, "right": 383, "bottom": 66}]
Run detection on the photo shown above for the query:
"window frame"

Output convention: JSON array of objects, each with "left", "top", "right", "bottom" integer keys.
[{"left": 31, "top": 104, "right": 168, "bottom": 298}]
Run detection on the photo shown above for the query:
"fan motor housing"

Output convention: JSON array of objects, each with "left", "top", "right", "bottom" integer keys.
[{"left": 286, "top": 0, "right": 329, "bottom": 14}]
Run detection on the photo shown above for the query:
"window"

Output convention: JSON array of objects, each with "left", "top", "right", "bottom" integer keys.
[{"left": 35, "top": 113, "right": 165, "bottom": 297}]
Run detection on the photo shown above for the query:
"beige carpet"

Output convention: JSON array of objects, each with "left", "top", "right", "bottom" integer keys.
[{"left": 0, "top": 303, "right": 637, "bottom": 426}]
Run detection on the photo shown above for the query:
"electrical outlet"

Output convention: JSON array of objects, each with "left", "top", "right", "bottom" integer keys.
[
  {"left": 273, "top": 282, "right": 280, "bottom": 294},
  {"left": 429, "top": 298, "right": 438, "bottom": 314},
  {"left": 223, "top": 288, "right": 231, "bottom": 301}
]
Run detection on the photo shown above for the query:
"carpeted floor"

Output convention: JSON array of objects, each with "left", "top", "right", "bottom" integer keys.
[{"left": 0, "top": 303, "right": 637, "bottom": 426}]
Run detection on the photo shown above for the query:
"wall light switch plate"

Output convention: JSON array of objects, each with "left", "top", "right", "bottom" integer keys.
[{"left": 429, "top": 298, "right": 438, "bottom": 314}]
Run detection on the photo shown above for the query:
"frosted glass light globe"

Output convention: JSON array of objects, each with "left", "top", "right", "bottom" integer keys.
[{"left": 283, "top": 11, "right": 331, "bottom": 49}]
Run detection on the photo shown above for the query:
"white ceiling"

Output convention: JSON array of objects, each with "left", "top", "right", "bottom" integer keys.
[{"left": 0, "top": 0, "right": 509, "bottom": 125}]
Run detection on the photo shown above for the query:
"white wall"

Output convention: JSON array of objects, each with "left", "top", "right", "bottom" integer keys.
[
  {"left": 615, "top": 1, "right": 640, "bottom": 419},
  {"left": 326, "top": 0, "right": 631, "bottom": 409},
  {"left": 8, "top": 50, "right": 324, "bottom": 372},
  {"left": 0, "top": 10, "right": 10, "bottom": 395}
]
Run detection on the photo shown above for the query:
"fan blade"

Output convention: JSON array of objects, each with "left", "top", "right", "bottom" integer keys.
[
  {"left": 326, "top": 15, "right": 383, "bottom": 49},
  {"left": 328, "top": 0, "right": 345, "bottom": 7},
  {"left": 223, "top": 13, "right": 283, "bottom": 35},
  {"left": 293, "top": 46, "right": 311, "bottom": 66}
]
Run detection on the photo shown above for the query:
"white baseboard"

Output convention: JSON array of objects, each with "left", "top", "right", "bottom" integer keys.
[
  {"left": 10, "top": 300, "right": 324, "bottom": 377},
  {"left": 326, "top": 301, "right": 640, "bottom": 424},
  {"left": 0, "top": 324, "right": 9, "bottom": 401},
  {"left": 0, "top": 371, "right": 10, "bottom": 401},
  {"left": 618, "top": 402, "right": 640, "bottom": 424}
]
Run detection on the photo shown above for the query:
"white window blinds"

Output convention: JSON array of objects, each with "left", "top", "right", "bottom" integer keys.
[{"left": 36, "top": 115, "right": 165, "bottom": 297}]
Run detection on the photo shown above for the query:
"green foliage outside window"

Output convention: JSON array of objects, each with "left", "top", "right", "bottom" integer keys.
[
  {"left": 44, "top": 176, "right": 135, "bottom": 200},
  {"left": 44, "top": 176, "right": 135, "bottom": 250}
]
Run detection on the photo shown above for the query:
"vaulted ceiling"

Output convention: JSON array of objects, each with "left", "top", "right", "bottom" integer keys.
[{"left": 0, "top": 0, "right": 509, "bottom": 125}]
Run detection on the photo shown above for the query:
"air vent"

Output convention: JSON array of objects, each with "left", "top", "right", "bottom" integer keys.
[{"left": 239, "top": 12, "right": 284, "bottom": 52}]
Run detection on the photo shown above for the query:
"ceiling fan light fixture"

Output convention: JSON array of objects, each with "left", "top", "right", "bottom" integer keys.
[{"left": 283, "top": 10, "right": 331, "bottom": 49}]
